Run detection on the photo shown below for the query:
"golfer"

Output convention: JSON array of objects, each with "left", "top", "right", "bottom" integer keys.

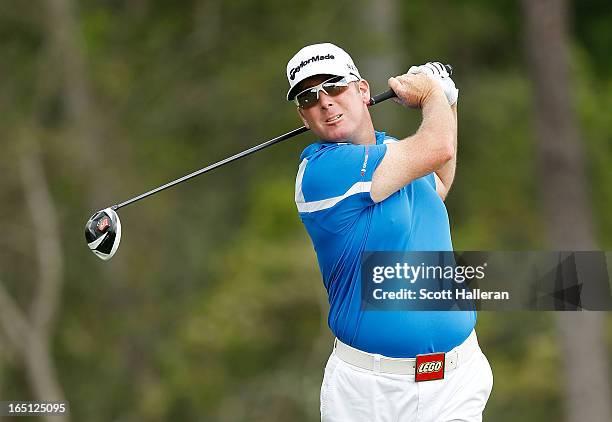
[{"left": 287, "top": 43, "right": 493, "bottom": 421}]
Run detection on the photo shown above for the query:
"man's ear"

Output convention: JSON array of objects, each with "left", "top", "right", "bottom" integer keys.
[
  {"left": 297, "top": 107, "right": 310, "bottom": 129},
  {"left": 358, "top": 79, "right": 371, "bottom": 104}
]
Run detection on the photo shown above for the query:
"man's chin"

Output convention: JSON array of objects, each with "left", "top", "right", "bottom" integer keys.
[{"left": 313, "top": 127, "right": 352, "bottom": 143}]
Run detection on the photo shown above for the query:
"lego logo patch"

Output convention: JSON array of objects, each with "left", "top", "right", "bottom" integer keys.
[
  {"left": 418, "top": 361, "right": 443, "bottom": 373},
  {"left": 415, "top": 352, "right": 445, "bottom": 382}
]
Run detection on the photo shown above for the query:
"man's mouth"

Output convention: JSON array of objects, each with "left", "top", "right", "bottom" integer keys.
[{"left": 325, "top": 114, "right": 343, "bottom": 123}]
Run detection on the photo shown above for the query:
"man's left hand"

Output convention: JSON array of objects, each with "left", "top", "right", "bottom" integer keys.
[{"left": 408, "top": 62, "right": 458, "bottom": 105}]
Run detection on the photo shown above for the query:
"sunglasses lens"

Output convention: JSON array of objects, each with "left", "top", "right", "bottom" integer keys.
[{"left": 296, "top": 90, "right": 319, "bottom": 108}]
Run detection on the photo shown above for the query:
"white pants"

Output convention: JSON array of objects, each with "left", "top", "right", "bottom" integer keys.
[{"left": 320, "top": 331, "right": 493, "bottom": 422}]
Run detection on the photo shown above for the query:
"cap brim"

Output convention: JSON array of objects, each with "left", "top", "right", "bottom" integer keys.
[{"left": 286, "top": 85, "right": 302, "bottom": 102}]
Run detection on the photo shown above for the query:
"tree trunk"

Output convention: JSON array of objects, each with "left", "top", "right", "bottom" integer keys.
[
  {"left": 360, "top": 0, "right": 403, "bottom": 132},
  {"left": 44, "top": 0, "right": 100, "bottom": 163},
  {"left": 0, "top": 137, "right": 69, "bottom": 422},
  {"left": 43, "top": 0, "right": 115, "bottom": 208},
  {"left": 521, "top": 1, "right": 612, "bottom": 421}
]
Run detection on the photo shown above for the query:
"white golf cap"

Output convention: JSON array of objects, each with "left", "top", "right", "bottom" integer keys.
[{"left": 286, "top": 42, "right": 361, "bottom": 101}]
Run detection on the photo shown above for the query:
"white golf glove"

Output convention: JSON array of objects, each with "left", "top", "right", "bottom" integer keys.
[{"left": 408, "top": 62, "right": 458, "bottom": 105}]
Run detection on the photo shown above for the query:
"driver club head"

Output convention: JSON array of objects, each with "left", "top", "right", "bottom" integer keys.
[{"left": 85, "top": 207, "right": 121, "bottom": 260}]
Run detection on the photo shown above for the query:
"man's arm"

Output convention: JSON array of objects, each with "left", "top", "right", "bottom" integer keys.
[
  {"left": 433, "top": 103, "right": 457, "bottom": 200},
  {"left": 370, "top": 73, "right": 454, "bottom": 203}
]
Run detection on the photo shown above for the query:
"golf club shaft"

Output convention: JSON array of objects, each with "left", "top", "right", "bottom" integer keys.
[
  {"left": 113, "top": 125, "right": 309, "bottom": 210},
  {"left": 111, "top": 88, "right": 398, "bottom": 211}
]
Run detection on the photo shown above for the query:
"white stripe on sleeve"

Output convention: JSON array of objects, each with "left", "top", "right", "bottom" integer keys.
[
  {"left": 296, "top": 181, "right": 372, "bottom": 213},
  {"left": 294, "top": 158, "right": 308, "bottom": 203}
]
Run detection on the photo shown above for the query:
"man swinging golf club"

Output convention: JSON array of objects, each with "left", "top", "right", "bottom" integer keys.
[
  {"left": 288, "top": 43, "right": 493, "bottom": 421},
  {"left": 83, "top": 40, "right": 492, "bottom": 421}
]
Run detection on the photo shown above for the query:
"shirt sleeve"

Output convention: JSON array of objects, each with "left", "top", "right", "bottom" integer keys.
[{"left": 295, "top": 143, "right": 387, "bottom": 233}]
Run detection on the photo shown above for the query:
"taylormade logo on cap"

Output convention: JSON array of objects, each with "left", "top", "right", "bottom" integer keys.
[
  {"left": 285, "top": 43, "right": 362, "bottom": 101},
  {"left": 289, "top": 54, "right": 335, "bottom": 80}
]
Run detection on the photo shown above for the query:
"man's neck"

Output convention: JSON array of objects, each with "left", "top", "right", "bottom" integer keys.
[
  {"left": 350, "top": 129, "right": 376, "bottom": 145},
  {"left": 349, "top": 118, "right": 377, "bottom": 145}
]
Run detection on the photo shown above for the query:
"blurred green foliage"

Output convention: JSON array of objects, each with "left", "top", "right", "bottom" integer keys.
[{"left": 0, "top": 1, "right": 610, "bottom": 421}]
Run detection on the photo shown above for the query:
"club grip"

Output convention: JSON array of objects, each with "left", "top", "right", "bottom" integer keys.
[{"left": 368, "top": 89, "right": 397, "bottom": 106}]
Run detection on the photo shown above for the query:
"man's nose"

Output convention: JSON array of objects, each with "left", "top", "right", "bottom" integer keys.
[{"left": 318, "top": 91, "right": 334, "bottom": 108}]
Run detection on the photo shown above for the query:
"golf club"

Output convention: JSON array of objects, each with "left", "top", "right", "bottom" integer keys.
[{"left": 85, "top": 65, "right": 453, "bottom": 260}]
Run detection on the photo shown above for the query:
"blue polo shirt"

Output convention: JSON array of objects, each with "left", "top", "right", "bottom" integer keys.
[{"left": 295, "top": 131, "right": 475, "bottom": 358}]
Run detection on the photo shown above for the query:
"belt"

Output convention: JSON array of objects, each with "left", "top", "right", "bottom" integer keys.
[{"left": 333, "top": 330, "right": 478, "bottom": 376}]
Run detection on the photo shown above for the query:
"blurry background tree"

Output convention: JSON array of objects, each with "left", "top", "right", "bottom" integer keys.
[
  {"left": 0, "top": 137, "right": 68, "bottom": 422},
  {"left": 0, "top": 0, "right": 610, "bottom": 421},
  {"left": 521, "top": 0, "right": 612, "bottom": 421}
]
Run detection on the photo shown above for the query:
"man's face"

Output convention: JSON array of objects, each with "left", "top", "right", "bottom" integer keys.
[{"left": 296, "top": 74, "right": 371, "bottom": 142}]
